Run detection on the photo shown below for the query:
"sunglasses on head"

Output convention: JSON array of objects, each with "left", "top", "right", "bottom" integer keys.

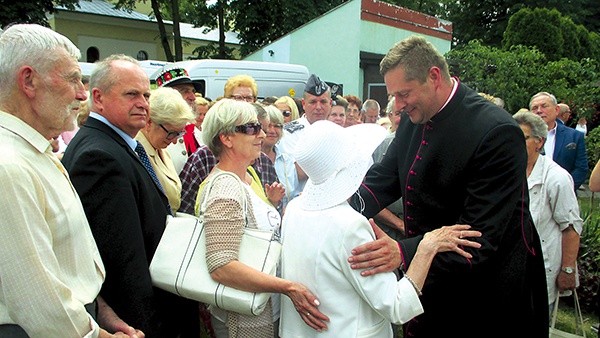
[
  {"left": 235, "top": 122, "right": 263, "bottom": 136},
  {"left": 282, "top": 110, "right": 291, "bottom": 117}
]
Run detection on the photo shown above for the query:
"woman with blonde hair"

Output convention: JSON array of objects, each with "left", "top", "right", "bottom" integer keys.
[
  {"left": 135, "top": 86, "right": 195, "bottom": 213},
  {"left": 224, "top": 74, "right": 258, "bottom": 102},
  {"left": 274, "top": 95, "right": 300, "bottom": 123},
  {"left": 261, "top": 105, "right": 300, "bottom": 212}
]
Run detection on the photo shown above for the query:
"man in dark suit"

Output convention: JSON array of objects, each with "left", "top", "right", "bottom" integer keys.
[
  {"left": 530, "top": 92, "right": 588, "bottom": 190},
  {"left": 62, "top": 54, "right": 199, "bottom": 338}
]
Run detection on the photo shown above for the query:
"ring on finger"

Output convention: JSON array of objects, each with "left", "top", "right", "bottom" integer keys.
[{"left": 459, "top": 231, "right": 463, "bottom": 239}]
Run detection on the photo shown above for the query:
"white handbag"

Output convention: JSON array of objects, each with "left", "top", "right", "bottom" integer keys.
[
  {"left": 149, "top": 172, "right": 282, "bottom": 316},
  {"left": 549, "top": 290, "right": 586, "bottom": 338}
]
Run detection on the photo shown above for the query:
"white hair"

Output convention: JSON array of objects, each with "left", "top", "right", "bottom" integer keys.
[{"left": 0, "top": 24, "right": 80, "bottom": 101}]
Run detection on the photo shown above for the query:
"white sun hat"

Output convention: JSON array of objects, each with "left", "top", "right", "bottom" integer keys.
[{"left": 294, "top": 120, "right": 388, "bottom": 211}]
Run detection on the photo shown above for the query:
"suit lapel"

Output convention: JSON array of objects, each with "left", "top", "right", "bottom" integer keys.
[
  {"left": 86, "top": 117, "right": 169, "bottom": 200},
  {"left": 553, "top": 123, "right": 566, "bottom": 158}
]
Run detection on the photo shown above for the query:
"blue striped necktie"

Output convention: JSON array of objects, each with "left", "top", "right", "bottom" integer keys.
[{"left": 135, "top": 141, "right": 172, "bottom": 214}]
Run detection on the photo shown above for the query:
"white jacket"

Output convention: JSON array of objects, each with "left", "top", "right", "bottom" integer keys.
[
  {"left": 279, "top": 200, "right": 423, "bottom": 338},
  {"left": 527, "top": 155, "right": 583, "bottom": 305}
]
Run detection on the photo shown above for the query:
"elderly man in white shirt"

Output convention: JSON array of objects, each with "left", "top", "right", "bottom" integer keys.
[
  {"left": 0, "top": 24, "right": 139, "bottom": 338},
  {"left": 513, "top": 111, "right": 583, "bottom": 318}
]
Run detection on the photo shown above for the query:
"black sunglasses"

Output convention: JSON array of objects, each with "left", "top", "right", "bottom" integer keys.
[
  {"left": 159, "top": 124, "right": 186, "bottom": 140},
  {"left": 235, "top": 122, "right": 263, "bottom": 136},
  {"left": 282, "top": 110, "right": 291, "bottom": 117}
]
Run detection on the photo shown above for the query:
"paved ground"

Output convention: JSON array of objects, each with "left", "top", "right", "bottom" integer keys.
[{"left": 577, "top": 184, "right": 594, "bottom": 199}]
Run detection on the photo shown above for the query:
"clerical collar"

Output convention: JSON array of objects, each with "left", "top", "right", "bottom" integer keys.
[{"left": 438, "top": 77, "right": 459, "bottom": 113}]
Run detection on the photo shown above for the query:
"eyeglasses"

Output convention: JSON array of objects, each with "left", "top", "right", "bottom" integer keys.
[
  {"left": 282, "top": 110, "right": 291, "bottom": 117},
  {"left": 235, "top": 122, "right": 263, "bottom": 136},
  {"left": 159, "top": 124, "right": 186, "bottom": 140},
  {"left": 230, "top": 94, "right": 255, "bottom": 102}
]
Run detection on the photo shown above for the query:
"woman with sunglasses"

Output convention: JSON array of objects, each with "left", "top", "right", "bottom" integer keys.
[
  {"left": 135, "top": 86, "right": 195, "bottom": 214},
  {"left": 274, "top": 95, "right": 300, "bottom": 124},
  {"left": 195, "top": 99, "right": 329, "bottom": 337}
]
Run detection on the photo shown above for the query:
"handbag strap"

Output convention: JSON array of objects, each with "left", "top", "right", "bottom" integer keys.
[
  {"left": 199, "top": 171, "right": 248, "bottom": 225},
  {"left": 550, "top": 290, "right": 586, "bottom": 337}
]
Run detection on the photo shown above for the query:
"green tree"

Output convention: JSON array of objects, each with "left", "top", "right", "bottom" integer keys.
[
  {"left": 390, "top": 0, "right": 600, "bottom": 49},
  {"left": 181, "top": 0, "right": 346, "bottom": 58},
  {"left": 181, "top": 0, "right": 236, "bottom": 59},
  {"left": 502, "top": 8, "right": 564, "bottom": 61},
  {"left": 446, "top": 40, "right": 600, "bottom": 116},
  {"left": 503, "top": 7, "right": 600, "bottom": 62},
  {"left": 447, "top": 40, "right": 545, "bottom": 112},
  {"left": 115, "top": 0, "right": 184, "bottom": 62},
  {"left": 0, "top": 0, "right": 80, "bottom": 28}
]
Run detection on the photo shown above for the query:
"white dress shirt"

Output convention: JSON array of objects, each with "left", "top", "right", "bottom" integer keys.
[
  {"left": 0, "top": 111, "right": 105, "bottom": 337},
  {"left": 544, "top": 124, "right": 557, "bottom": 159}
]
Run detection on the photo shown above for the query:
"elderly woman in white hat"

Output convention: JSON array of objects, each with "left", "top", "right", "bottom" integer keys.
[
  {"left": 135, "top": 86, "right": 195, "bottom": 214},
  {"left": 195, "top": 99, "right": 329, "bottom": 338},
  {"left": 279, "top": 120, "right": 482, "bottom": 337}
]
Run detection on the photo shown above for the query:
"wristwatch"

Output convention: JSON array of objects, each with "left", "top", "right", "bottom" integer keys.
[{"left": 561, "top": 266, "right": 575, "bottom": 274}]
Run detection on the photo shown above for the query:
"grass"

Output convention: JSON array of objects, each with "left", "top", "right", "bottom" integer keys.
[{"left": 553, "top": 302, "right": 598, "bottom": 337}]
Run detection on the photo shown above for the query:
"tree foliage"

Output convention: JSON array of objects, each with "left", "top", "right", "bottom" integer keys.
[
  {"left": 114, "top": 0, "right": 183, "bottom": 62},
  {"left": 0, "top": 0, "right": 80, "bottom": 28},
  {"left": 502, "top": 7, "right": 600, "bottom": 62},
  {"left": 389, "top": 0, "right": 600, "bottom": 49},
  {"left": 180, "top": 0, "right": 235, "bottom": 59},
  {"left": 181, "top": 0, "right": 346, "bottom": 58},
  {"left": 446, "top": 40, "right": 600, "bottom": 118},
  {"left": 502, "top": 8, "right": 563, "bottom": 61}
]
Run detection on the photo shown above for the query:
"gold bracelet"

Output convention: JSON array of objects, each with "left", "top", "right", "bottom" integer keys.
[{"left": 404, "top": 274, "right": 422, "bottom": 296}]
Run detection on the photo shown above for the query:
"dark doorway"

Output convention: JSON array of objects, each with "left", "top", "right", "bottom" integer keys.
[{"left": 86, "top": 47, "right": 100, "bottom": 63}]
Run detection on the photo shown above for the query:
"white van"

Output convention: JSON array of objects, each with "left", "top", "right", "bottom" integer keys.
[
  {"left": 79, "top": 60, "right": 170, "bottom": 79},
  {"left": 140, "top": 60, "right": 173, "bottom": 78},
  {"left": 79, "top": 62, "right": 96, "bottom": 77},
  {"left": 172, "top": 59, "right": 310, "bottom": 100}
]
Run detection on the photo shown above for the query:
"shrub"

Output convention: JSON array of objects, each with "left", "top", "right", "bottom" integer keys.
[{"left": 577, "top": 197, "right": 600, "bottom": 314}]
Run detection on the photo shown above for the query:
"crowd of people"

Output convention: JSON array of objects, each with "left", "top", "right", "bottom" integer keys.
[{"left": 1, "top": 23, "right": 596, "bottom": 338}]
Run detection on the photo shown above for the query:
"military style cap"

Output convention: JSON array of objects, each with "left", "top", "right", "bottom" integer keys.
[{"left": 304, "top": 74, "right": 329, "bottom": 96}]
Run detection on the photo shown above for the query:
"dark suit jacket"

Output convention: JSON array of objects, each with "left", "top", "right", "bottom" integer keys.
[
  {"left": 553, "top": 121, "right": 588, "bottom": 189},
  {"left": 62, "top": 117, "right": 198, "bottom": 338},
  {"left": 352, "top": 83, "right": 548, "bottom": 337}
]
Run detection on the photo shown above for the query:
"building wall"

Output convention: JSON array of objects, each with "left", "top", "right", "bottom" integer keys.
[
  {"left": 50, "top": 12, "right": 169, "bottom": 61},
  {"left": 246, "top": 0, "right": 362, "bottom": 96},
  {"left": 50, "top": 6, "right": 241, "bottom": 63},
  {"left": 245, "top": 0, "right": 452, "bottom": 103}
]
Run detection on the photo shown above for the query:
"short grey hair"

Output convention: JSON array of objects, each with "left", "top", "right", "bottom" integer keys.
[
  {"left": 201, "top": 99, "right": 258, "bottom": 157},
  {"left": 0, "top": 24, "right": 80, "bottom": 102},
  {"left": 89, "top": 54, "right": 140, "bottom": 96},
  {"left": 529, "top": 91, "right": 557, "bottom": 109},
  {"left": 513, "top": 110, "right": 548, "bottom": 140},
  {"left": 264, "top": 104, "right": 284, "bottom": 125},
  {"left": 362, "top": 99, "right": 381, "bottom": 112},
  {"left": 149, "top": 87, "right": 195, "bottom": 126}
]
